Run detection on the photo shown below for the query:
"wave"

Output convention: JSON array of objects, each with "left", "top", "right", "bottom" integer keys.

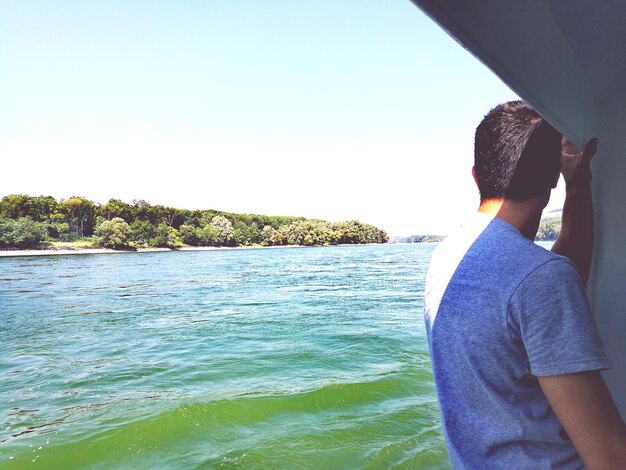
[
  {"left": 1, "top": 373, "right": 445, "bottom": 469},
  {"left": 280, "top": 285, "right": 349, "bottom": 292}
]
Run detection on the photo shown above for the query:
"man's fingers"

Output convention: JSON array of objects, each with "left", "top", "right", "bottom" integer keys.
[
  {"left": 561, "top": 136, "right": 584, "bottom": 158},
  {"left": 583, "top": 138, "right": 598, "bottom": 161}
]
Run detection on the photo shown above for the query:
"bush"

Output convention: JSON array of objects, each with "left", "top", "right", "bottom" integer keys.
[
  {"left": 95, "top": 217, "right": 131, "bottom": 248},
  {"left": 536, "top": 218, "right": 561, "bottom": 241},
  {"left": 209, "top": 216, "right": 235, "bottom": 246},
  {"left": 150, "top": 223, "right": 182, "bottom": 248},
  {"left": 129, "top": 220, "right": 157, "bottom": 246},
  {"left": 179, "top": 224, "right": 199, "bottom": 246},
  {"left": 259, "top": 225, "right": 285, "bottom": 246},
  {"left": 0, "top": 217, "right": 47, "bottom": 248},
  {"left": 234, "top": 221, "right": 260, "bottom": 246},
  {"left": 195, "top": 224, "right": 219, "bottom": 246}
]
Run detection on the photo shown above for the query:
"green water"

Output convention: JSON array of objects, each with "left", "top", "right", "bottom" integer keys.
[{"left": 1, "top": 244, "right": 449, "bottom": 469}]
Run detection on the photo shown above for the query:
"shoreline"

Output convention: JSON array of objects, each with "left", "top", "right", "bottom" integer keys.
[{"left": 0, "top": 243, "right": 374, "bottom": 258}]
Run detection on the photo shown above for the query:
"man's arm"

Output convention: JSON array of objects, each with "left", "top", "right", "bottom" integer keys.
[
  {"left": 538, "top": 372, "right": 626, "bottom": 469},
  {"left": 551, "top": 138, "right": 597, "bottom": 285}
]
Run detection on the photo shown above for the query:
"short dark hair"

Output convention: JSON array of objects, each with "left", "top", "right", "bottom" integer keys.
[{"left": 474, "top": 101, "right": 561, "bottom": 202}]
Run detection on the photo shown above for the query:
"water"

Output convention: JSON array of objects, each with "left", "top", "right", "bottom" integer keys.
[{"left": 0, "top": 244, "right": 449, "bottom": 469}]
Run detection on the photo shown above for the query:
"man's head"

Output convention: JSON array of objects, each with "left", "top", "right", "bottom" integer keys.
[{"left": 474, "top": 101, "right": 562, "bottom": 202}]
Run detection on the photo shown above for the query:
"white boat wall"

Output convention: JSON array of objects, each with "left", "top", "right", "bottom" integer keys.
[{"left": 410, "top": 0, "right": 626, "bottom": 415}]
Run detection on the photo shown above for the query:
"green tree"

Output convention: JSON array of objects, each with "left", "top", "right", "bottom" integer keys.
[
  {"left": 0, "top": 218, "right": 12, "bottom": 246},
  {"left": 129, "top": 220, "right": 157, "bottom": 246},
  {"left": 151, "top": 223, "right": 182, "bottom": 248},
  {"left": 0, "top": 217, "right": 47, "bottom": 248},
  {"left": 210, "top": 216, "right": 235, "bottom": 246},
  {"left": 332, "top": 221, "right": 359, "bottom": 244},
  {"left": 260, "top": 225, "right": 284, "bottom": 246},
  {"left": 197, "top": 210, "right": 220, "bottom": 228},
  {"left": 26, "top": 196, "right": 58, "bottom": 221},
  {"left": 59, "top": 197, "right": 96, "bottom": 237},
  {"left": 536, "top": 218, "right": 561, "bottom": 241},
  {"left": 196, "top": 224, "right": 220, "bottom": 246},
  {"left": 179, "top": 224, "right": 200, "bottom": 246},
  {"left": 309, "top": 221, "right": 332, "bottom": 245},
  {"left": 97, "top": 199, "right": 133, "bottom": 223},
  {"left": 162, "top": 206, "right": 184, "bottom": 228},
  {"left": 132, "top": 199, "right": 163, "bottom": 226},
  {"left": 234, "top": 221, "right": 260, "bottom": 246},
  {"left": 176, "top": 209, "right": 194, "bottom": 229},
  {"left": 95, "top": 217, "right": 131, "bottom": 249},
  {"left": 47, "top": 222, "right": 70, "bottom": 240},
  {"left": 279, "top": 222, "right": 304, "bottom": 245},
  {"left": 0, "top": 194, "right": 30, "bottom": 219}
]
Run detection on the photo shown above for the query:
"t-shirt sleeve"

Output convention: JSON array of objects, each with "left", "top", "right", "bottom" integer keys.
[{"left": 508, "top": 257, "right": 611, "bottom": 376}]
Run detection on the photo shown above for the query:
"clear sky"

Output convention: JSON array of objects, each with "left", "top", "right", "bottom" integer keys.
[{"left": 0, "top": 1, "right": 564, "bottom": 236}]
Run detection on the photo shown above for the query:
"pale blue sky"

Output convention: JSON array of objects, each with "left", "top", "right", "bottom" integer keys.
[{"left": 1, "top": 1, "right": 559, "bottom": 235}]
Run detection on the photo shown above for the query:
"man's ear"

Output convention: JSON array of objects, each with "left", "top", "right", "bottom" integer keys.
[{"left": 472, "top": 166, "right": 479, "bottom": 188}]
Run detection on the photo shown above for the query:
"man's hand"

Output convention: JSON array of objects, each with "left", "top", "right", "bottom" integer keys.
[
  {"left": 551, "top": 137, "right": 598, "bottom": 284},
  {"left": 561, "top": 137, "right": 598, "bottom": 189}
]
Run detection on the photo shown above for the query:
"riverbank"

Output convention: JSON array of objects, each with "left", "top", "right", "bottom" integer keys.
[
  {"left": 0, "top": 244, "right": 314, "bottom": 258},
  {"left": 0, "top": 243, "right": 387, "bottom": 258}
]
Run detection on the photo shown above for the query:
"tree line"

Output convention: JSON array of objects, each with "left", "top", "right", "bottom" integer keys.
[
  {"left": 535, "top": 217, "right": 561, "bottom": 241},
  {"left": 391, "top": 235, "right": 445, "bottom": 243},
  {"left": 389, "top": 217, "right": 561, "bottom": 245},
  {"left": 0, "top": 195, "right": 388, "bottom": 249}
]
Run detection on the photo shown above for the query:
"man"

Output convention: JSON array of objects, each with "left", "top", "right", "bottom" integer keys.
[{"left": 424, "top": 101, "right": 626, "bottom": 469}]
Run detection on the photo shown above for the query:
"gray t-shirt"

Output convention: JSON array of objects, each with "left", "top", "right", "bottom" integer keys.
[{"left": 424, "top": 213, "right": 610, "bottom": 469}]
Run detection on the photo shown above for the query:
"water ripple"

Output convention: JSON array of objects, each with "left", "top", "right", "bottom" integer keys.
[{"left": 0, "top": 244, "right": 446, "bottom": 468}]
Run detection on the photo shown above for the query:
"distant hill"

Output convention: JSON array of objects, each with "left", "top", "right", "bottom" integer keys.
[
  {"left": 391, "top": 208, "right": 564, "bottom": 244},
  {"left": 542, "top": 208, "right": 562, "bottom": 220},
  {"left": 389, "top": 234, "right": 445, "bottom": 244}
]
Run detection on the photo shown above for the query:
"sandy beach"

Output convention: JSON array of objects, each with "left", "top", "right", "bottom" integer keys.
[{"left": 0, "top": 244, "right": 315, "bottom": 258}]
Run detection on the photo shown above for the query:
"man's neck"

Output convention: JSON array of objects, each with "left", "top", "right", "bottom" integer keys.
[{"left": 478, "top": 196, "right": 546, "bottom": 240}]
